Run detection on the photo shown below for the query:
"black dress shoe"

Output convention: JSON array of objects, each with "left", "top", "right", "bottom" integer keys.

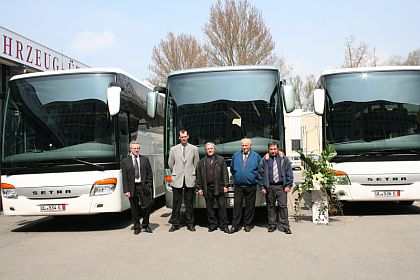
[
  {"left": 268, "top": 226, "right": 276, "bottom": 232},
  {"left": 284, "top": 228, "right": 292, "bottom": 234},
  {"left": 134, "top": 228, "right": 141, "bottom": 235},
  {"left": 169, "top": 225, "right": 179, "bottom": 232},
  {"left": 187, "top": 225, "right": 196, "bottom": 232},
  {"left": 221, "top": 227, "right": 229, "bottom": 233},
  {"left": 244, "top": 226, "right": 251, "bottom": 232},
  {"left": 208, "top": 226, "right": 217, "bottom": 232},
  {"left": 228, "top": 227, "right": 240, "bottom": 234},
  {"left": 143, "top": 226, "right": 153, "bottom": 233}
]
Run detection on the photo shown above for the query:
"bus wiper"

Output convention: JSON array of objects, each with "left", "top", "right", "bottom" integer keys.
[
  {"left": 73, "top": 158, "right": 105, "bottom": 171},
  {"left": 368, "top": 148, "right": 420, "bottom": 156}
]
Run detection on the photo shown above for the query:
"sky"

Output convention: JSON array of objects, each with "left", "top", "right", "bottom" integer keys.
[{"left": 2, "top": 0, "right": 420, "bottom": 81}]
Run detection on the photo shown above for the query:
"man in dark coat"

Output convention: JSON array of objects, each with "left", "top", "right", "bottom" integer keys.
[
  {"left": 257, "top": 141, "right": 293, "bottom": 234},
  {"left": 121, "top": 141, "right": 154, "bottom": 235},
  {"left": 196, "top": 142, "right": 229, "bottom": 233}
]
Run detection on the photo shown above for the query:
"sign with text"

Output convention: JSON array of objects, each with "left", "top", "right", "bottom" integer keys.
[{"left": 1, "top": 26, "right": 89, "bottom": 71}]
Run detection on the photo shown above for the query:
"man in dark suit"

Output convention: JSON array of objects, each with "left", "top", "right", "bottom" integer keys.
[
  {"left": 257, "top": 141, "right": 293, "bottom": 234},
  {"left": 196, "top": 142, "right": 229, "bottom": 233},
  {"left": 121, "top": 141, "right": 154, "bottom": 235}
]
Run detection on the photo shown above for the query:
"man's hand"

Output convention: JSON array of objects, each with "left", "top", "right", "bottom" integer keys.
[
  {"left": 198, "top": 189, "right": 204, "bottom": 196},
  {"left": 223, "top": 187, "right": 228, "bottom": 193},
  {"left": 261, "top": 188, "right": 267, "bottom": 195},
  {"left": 284, "top": 187, "right": 291, "bottom": 193},
  {"left": 124, "top": 192, "right": 131, "bottom": 198},
  {"left": 264, "top": 150, "right": 285, "bottom": 160}
]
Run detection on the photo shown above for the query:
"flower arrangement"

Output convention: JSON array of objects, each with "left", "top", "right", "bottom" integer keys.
[{"left": 293, "top": 144, "right": 343, "bottom": 222}]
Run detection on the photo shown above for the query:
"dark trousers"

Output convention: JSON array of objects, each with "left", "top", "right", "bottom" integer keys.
[
  {"left": 266, "top": 184, "right": 289, "bottom": 230},
  {"left": 171, "top": 186, "right": 195, "bottom": 226},
  {"left": 205, "top": 186, "right": 228, "bottom": 228},
  {"left": 232, "top": 185, "right": 256, "bottom": 229},
  {"left": 128, "top": 192, "right": 150, "bottom": 229}
]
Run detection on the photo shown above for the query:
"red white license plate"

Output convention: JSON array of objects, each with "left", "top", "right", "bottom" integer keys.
[
  {"left": 374, "top": 191, "right": 400, "bottom": 197},
  {"left": 40, "top": 204, "right": 66, "bottom": 212}
]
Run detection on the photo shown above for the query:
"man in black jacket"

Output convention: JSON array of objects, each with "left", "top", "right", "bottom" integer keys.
[
  {"left": 257, "top": 141, "right": 293, "bottom": 234},
  {"left": 196, "top": 142, "right": 229, "bottom": 233},
  {"left": 121, "top": 141, "right": 154, "bottom": 235}
]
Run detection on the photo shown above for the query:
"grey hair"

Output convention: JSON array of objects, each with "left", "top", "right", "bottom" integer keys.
[
  {"left": 205, "top": 142, "right": 215, "bottom": 149},
  {"left": 129, "top": 141, "right": 140, "bottom": 147},
  {"left": 241, "top": 138, "right": 252, "bottom": 145}
]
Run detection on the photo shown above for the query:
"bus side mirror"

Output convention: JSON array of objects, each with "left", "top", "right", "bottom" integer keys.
[
  {"left": 107, "top": 85, "right": 121, "bottom": 116},
  {"left": 283, "top": 85, "right": 295, "bottom": 113},
  {"left": 147, "top": 91, "right": 157, "bottom": 118},
  {"left": 313, "top": 89, "right": 325, "bottom": 115}
]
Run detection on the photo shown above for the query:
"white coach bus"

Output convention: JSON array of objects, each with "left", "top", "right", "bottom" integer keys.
[
  {"left": 1, "top": 68, "right": 164, "bottom": 215},
  {"left": 147, "top": 65, "right": 295, "bottom": 208},
  {"left": 313, "top": 66, "right": 420, "bottom": 204}
]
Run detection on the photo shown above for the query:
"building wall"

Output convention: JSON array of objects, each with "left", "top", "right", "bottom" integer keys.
[{"left": 284, "top": 109, "right": 322, "bottom": 156}]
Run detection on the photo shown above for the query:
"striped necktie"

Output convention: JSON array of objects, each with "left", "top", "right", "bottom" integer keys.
[{"left": 273, "top": 158, "right": 279, "bottom": 183}]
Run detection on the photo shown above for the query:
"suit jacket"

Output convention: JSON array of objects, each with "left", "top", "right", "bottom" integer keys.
[
  {"left": 196, "top": 155, "right": 229, "bottom": 195},
  {"left": 168, "top": 143, "right": 199, "bottom": 188},
  {"left": 121, "top": 154, "right": 154, "bottom": 198},
  {"left": 257, "top": 155, "right": 293, "bottom": 189}
]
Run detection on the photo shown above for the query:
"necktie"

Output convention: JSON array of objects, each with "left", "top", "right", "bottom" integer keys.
[
  {"left": 273, "top": 158, "right": 279, "bottom": 183},
  {"left": 183, "top": 146, "right": 186, "bottom": 159},
  {"left": 243, "top": 154, "right": 248, "bottom": 167},
  {"left": 134, "top": 156, "right": 140, "bottom": 179}
]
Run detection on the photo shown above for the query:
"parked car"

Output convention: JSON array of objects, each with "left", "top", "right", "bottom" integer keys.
[{"left": 288, "top": 155, "right": 302, "bottom": 170}]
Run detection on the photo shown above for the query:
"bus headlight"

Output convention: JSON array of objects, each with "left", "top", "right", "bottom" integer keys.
[
  {"left": 90, "top": 178, "right": 117, "bottom": 196},
  {"left": 333, "top": 170, "right": 351, "bottom": 185},
  {"left": 1, "top": 183, "right": 18, "bottom": 199}
]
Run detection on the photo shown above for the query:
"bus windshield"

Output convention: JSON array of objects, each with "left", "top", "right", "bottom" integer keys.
[
  {"left": 166, "top": 69, "right": 284, "bottom": 156},
  {"left": 324, "top": 70, "right": 420, "bottom": 154},
  {"left": 2, "top": 73, "right": 115, "bottom": 167}
]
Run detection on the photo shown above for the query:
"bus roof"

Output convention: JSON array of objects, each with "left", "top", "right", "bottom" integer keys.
[
  {"left": 321, "top": 66, "right": 420, "bottom": 76},
  {"left": 9, "top": 67, "right": 154, "bottom": 90},
  {"left": 168, "top": 65, "right": 280, "bottom": 77}
]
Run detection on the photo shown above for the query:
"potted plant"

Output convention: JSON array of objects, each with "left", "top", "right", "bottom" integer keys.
[{"left": 293, "top": 145, "right": 342, "bottom": 224}]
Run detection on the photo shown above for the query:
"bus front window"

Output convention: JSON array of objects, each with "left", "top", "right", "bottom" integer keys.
[
  {"left": 166, "top": 69, "right": 283, "bottom": 156},
  {"left": 2, "top": 74, "right": 115, "bottom": 167}
]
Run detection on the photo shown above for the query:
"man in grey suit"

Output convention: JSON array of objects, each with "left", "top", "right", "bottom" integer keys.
[
  {"left": 168, "top": 129, "right": 200, "bottom": 232},
  {"left": 121, "top": 141, "right": 154, "bottom": 235}
]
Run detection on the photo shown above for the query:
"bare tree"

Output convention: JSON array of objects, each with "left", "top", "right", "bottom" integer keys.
[
  {"left": 303, "top": 75, "right": 316, "bottom": 111},
  {"left": 343, "top": 35, "right": 376, "bottom": 68},
  {"left": 148, "top": 32, "right": 208, "bottom": 86},
  {"left": 291, "top": 76, "right": 303, "bottom": 109},
  {"left": 381, "top": 48, "right": 420, "bottom": 66},
  {"left": 404, "top": 49, "right": 420, "bottom": 65},
  {"left": 203, "top": 0, "right": 291, "bottom": 74},
  {"left": 383, "top": 54, "right": 404, "bottom": 66}
]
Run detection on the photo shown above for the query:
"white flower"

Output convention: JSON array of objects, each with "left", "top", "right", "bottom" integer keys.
[
  {"left": 314, "top": 173, "right": 325, "bottom": 184},
  {"left": 311, "top": 179, "right": 322, "bottom": 190}
]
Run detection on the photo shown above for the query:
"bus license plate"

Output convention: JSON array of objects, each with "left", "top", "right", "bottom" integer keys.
[
  {"left": 374, "top": 191, "right": 400, "bottom": 197},
  {"left": 40, "top": 204, "right": 66, "bottom": 212}
]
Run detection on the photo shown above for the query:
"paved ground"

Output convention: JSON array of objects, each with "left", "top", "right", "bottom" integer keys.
[{"left": 1, "top": 198, "right": 420, "bottom": 280}]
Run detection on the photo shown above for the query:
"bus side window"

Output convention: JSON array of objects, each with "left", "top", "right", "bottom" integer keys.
[
  {"left": 118, "top": 112, "right": 129, "bottom": 158},
  {"left": 129, "top": 114, "right": 140, "bottom": 142}
]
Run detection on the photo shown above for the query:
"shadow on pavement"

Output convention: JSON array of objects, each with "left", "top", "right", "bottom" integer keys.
[
  {"left": 341, "top": 201, "right": 420, "bottom": 216},
  {"left": 11, "top": 196, "right": 167, "bottom": 233},
  {"left": 12, "top": 211, "right": 132, "bottom": 232}
]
